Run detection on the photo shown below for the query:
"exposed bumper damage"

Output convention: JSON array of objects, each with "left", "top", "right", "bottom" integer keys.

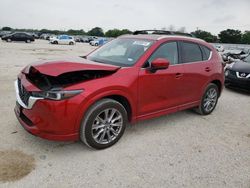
[{"left": 14, "top": 59, "right": 120, "bottom": 141}]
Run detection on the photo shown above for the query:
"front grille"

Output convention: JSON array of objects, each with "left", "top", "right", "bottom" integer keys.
[{"left": 18, "top": 78, "right": 31, "bottom": 106}]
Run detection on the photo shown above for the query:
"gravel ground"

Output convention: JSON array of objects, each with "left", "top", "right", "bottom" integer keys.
[{"left": 0, "top": 40, "right": 249, "bottom": 188}]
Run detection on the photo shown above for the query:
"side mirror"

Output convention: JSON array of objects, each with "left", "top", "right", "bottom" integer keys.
[{"left": 150, "top": 58, "right": 170, "bottom": 73}]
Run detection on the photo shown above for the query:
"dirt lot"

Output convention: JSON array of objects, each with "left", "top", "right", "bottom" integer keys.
[{"left": 0, "top": 40, "right": 249, "bottom": 188}]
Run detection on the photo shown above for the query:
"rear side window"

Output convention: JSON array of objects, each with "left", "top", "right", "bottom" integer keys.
[
  {"left": 180, "top": 42, "right": 202, "bottom": 63},
  {"left": 200, "top": 45, "right": 212, "bottom": 60},
  {"left": 148, "top": 42, "right": 179, "bottom": 65}
]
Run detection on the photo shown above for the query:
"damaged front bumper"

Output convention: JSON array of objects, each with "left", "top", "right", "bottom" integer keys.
[{"left": 14, "top": 77, "right": 81, "bottom": 141}]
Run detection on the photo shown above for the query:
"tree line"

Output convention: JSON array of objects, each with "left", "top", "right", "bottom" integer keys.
[
  {"left": 1, "top": 26, "right": 250, "bottom": 44},
  {"left": 191, "top": 29, "right": 250, "bottom": 44}
]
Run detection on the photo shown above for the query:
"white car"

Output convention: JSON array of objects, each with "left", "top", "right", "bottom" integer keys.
[
  {"left": 90, "top": 38, "right": 108, "bottom": 46},
  {"left": 50, "top": 35, "right": 75, "bottom": 45}
]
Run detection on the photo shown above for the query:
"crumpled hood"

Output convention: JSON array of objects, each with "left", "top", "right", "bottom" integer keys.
[
  {"left": 22, "top": 57, "right": 120, "bottom": 76},
  {"left": 231, "top": 61, "right": 250, "bottom": 73}
]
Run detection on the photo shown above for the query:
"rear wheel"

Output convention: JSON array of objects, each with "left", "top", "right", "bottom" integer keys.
[
  {"left": 54, "top": 41, "right": 58, "bottom": 44},
  {"left": 69, "top": 41, "right": 74, "bottom": 45},
  {"left": 7, "top": 38, "right": 11, "bottom": 42},
  {"left": 95, "top": 43, "right": 98, "bottom": 46},
  {"left": 195, "top": 83, "right": 219, "bottom": 115},
  {"left": 26, "top": 39, "right": 31, "bottom": 43},
  {"left": 80, "top": 99, "right": 127, "bottom": 149}
]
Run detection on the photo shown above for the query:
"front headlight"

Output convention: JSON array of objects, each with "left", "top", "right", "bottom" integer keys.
[
  {"left": 32, "top": 90, "right": 83, "bottom": 100},
  {"left": 225, "top": 69, "right": 229, "bottom": 77}
]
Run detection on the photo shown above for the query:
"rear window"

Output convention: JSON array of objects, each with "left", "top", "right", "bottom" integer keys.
[
  {"left": 180, "top": 42, "right": 203, "bottom": 63},
  {"left": 200, "top": 45, "right": 212, "bottom": 60}
]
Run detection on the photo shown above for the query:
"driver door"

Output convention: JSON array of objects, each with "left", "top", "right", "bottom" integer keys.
[{"left": 137, "top": 41, "right": 185, "bottom": 117}]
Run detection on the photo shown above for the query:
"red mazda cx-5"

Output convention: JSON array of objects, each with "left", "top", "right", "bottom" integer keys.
[{"left": 15, "top": 33, "right": 224, "bottom": 149}]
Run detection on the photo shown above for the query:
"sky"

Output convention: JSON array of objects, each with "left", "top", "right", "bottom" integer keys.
[{"left": 0, "top": 0, "right": 249, "bottom": 34}]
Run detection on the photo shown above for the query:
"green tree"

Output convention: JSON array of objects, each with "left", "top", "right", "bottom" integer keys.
[
  {"left": 105, "top": 29, "right": 121, "bottom": 37},
  {"left": 2, "top": 27, "right": 12, "bottom": 31},
  {"left": 105, "top": 29, "right": 132, "bottom": 37},
  {"left": 191, "top": 30, "right": 217, "bottom": 42},
  {"left": 87, "top": 27, "right": 104, "bottom": 37},
  {"left": 120, "top": 29, "right": 132, "bottom": 35},
  {"left": 218, "top": 29, "right": 242, "bottom": 43},
  {"left": 241, "top": 31, "right": 250, "bottom": 44},
  {"left": 67, "top": 29, "right": 86, "bottom": 35}
]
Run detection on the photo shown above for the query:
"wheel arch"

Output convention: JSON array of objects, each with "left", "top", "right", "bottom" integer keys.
[
  {"left": 102, "top": 95, "right": 132, "bottom": 122},
  {"left": 211, "top": 79, "right": 223, "bottom": 96},
  {"left": 76, "top": 90, "right": 136, "bottom": 132}
]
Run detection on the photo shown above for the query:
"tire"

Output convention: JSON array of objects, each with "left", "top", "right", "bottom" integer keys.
[
  {"left": 80, "top": 99, "right": 128, "bottom": 149},
  {"left": 95, "top": 43, "right": 98, "bottom": 46},
  {"left": 195, "top": 83, "right": 219, "bottom": 115},
  {"left": 7, "top": 38, "right": 11, "bottom": 42},
  {"left": 26, "top": 39, "right": 31, "bottom": 43},
  {"left": 69, "top": 41, "right": 74, "bottom": 45},
  {"left": 54, "top": 41, "right": 58, "bottom": 44}
]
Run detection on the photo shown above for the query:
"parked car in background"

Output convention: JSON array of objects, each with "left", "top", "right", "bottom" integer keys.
[
  {"left": 50, "top": 35, "right": 75, "bottom": 45},
  {"left": 15, "top": 31, "right": 224, "bottom": 149},
  {"left": 48, "top": 35, "right": 57, "bottom": 41},
  {"left": 0, "top": 30, "right": 12, "bottom": 38},
  {"left": 1, "top": 32, "right": 35, "bottom": 43},
  {"left": 225, "top": 55, "right": 250, "bottom": 91},
  {"left": 81, "top": 37, "right": 91, "bottom": 43},
  {"left": 88, "top": 36, "right": 98, "bottom": 42},
  {"left": 90, "top": 38, "right": 108, "bottom": 46},
  {"left": 214, "top": 45, "right": 224, "bottom": 52}
]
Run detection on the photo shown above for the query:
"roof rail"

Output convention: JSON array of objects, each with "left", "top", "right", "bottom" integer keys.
[{"left": 133, "top": 30, "right": 194, "bottom": 37}]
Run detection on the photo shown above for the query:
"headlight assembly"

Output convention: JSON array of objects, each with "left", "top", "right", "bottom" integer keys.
[{"left": 31, "top": 90, "right": 83, "bottom": 100}]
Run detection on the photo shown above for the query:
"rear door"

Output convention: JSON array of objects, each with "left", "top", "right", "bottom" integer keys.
[{"left": 179, "top": 41, "right": 212, "bottom": 105}]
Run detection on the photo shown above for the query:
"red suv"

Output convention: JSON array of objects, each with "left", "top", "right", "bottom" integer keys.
[{"left": 15, "top": 33, "right": 224, "bottom": 149}]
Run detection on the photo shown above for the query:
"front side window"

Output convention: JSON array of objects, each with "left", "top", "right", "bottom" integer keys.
[
  {"left": 180, "top": 42, "right": 203, "bottom": 63},
  {"left": 14, "top": 33, "right": 21, "bottom": 37},
  {"left": 148, "top": 42, "right": 179, "bottom": 65},
  {"left": 87, "top": 38, "right": 154, "bottom": 67}
]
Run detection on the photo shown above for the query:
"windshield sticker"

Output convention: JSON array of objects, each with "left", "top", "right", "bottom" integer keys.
[{"left": 133, "top": 41, "right": 151, "bottom": 46}]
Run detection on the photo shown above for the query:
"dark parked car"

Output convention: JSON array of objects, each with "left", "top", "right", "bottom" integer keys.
[
  {"left": 2, "top": 32, "right": 35, "bottom": 43},
  {"left": 225, "top": 55, "right": 250, "bottom": 91}
]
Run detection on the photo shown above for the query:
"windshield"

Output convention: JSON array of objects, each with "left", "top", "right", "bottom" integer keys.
[{"left": 87, "top": 38, "right": 154, "bottom": 67}]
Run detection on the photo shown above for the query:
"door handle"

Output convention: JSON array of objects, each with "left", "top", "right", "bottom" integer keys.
[
  {"left": 175, "top": 73, "right": 183, "bottom": 78},
  {"left": 205, "top": 67, "right": 211, "bottom": 72}
]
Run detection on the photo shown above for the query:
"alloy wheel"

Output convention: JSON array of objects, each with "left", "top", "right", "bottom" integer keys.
[
  {"left": 203, "top": 88, "right": 218, "bottom": 113},
  {"left": 91, "top": 108, "right": 123, "bottom": 144}
]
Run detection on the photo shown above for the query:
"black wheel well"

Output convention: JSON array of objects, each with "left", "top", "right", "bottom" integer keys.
[
  {"left": 103, "top": 95, "right": 132, "bottom": 122},
  {"left": 211, "top": 80, "right": 222, "bottom": 96}
]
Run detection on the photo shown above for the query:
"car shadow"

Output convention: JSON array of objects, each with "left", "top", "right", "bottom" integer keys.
[
  {"left": 225, "top": 86, "right": 250, "bottom": 96},
  {"left": 14, "top": 109, "right": 197, "bottom": 153}
]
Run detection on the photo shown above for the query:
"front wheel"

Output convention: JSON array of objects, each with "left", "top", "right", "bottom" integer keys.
[
  {"left": 7, "top": 38, "right": 11, "bottom": 42},
  {"left": 195, "top": 83, "right": 219, "bottom": 115},
  {"left": 26, "top": 39, "right": 31, "bottom": 43},
  {"left": 80, "top": 99, "right": 127, "bottom": 149}
]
